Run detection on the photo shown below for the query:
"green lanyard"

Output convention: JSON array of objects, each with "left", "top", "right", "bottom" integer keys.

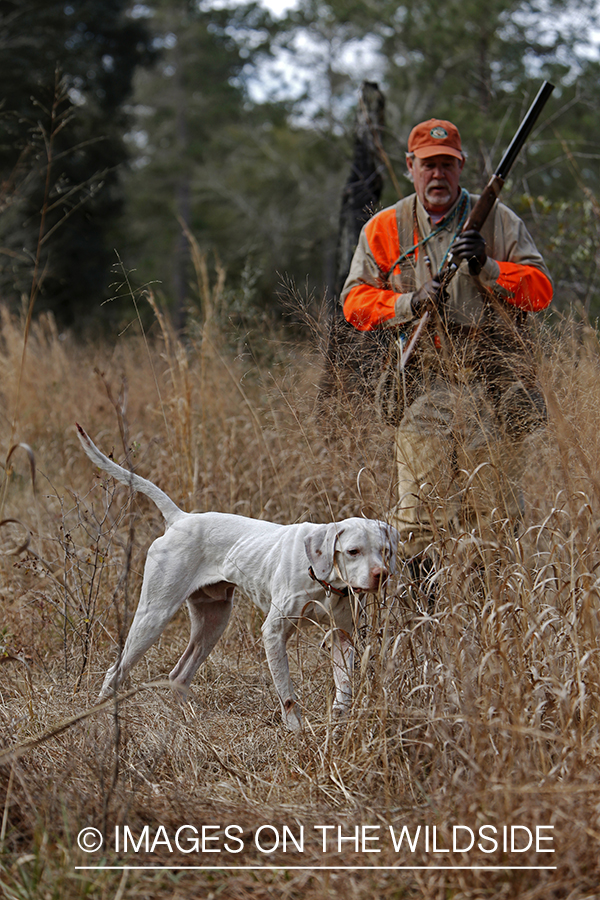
[{"left": 385, "top": 189, "right": 470, "bottom": 280}]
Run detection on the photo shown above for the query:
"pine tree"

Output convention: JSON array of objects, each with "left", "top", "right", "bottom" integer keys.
[
  {"left": 0, "top": 0, "right": 153, "bottom": 328},
  {"left": 119, "top": 0, "right": 347, "bottom": 328}
]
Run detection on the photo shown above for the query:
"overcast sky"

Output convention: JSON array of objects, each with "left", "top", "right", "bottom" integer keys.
[{"left": 261, "top": 0, "right": 297, "bottom": 13}]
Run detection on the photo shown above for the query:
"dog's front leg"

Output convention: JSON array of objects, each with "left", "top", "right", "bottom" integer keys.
[
  {"left": 261, "top": 609, "right": 302, "bottom": 731},
  {"left": 331, "top": 629, "right": 354, "bottom": 718}
]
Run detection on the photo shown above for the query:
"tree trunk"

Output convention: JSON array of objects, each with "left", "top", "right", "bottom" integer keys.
[
  {"left": 172, "top": 38, "right": 190, "bottom": 333},
  {"left": 319, "top": 81, "right": 391, "bottom": 404}
]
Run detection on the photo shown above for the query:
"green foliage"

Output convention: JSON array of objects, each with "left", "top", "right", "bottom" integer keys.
[
  {"left": 0, "top": 0, "right": 153, "bottom": 328},
  {"left": 524, "top": 195, "right": 600, "bottom": 317},
  {"left": 117, "top": 0, "right": 348, "bottom": 325}
]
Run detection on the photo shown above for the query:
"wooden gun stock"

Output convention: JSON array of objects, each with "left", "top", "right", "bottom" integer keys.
[{"left": 462, "top": 174, "right": 504, "bottom": 234}]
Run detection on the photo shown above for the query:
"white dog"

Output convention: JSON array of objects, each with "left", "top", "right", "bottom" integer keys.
[{"left": 77, "top": 425, "right": 398, "bottom": 730}]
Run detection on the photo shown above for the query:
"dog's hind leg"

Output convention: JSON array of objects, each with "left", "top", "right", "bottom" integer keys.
[
  {"left": 99, "top": 599, "right": 184, "bottom": 698},
  {"left": 99, "top": 550, "right": 192, "bottom": 698},
  {"left": 169, "top": 583, "right": 235, "bottom": 690}
]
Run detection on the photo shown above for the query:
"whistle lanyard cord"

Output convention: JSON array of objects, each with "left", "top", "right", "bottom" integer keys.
[{"left": 384, "top": 189, "right": 470, "bottom": 280}]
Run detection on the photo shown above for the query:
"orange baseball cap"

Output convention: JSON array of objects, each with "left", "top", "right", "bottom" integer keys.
[{"left": 407, "top": 119, "right": 463, "bottom": 160}]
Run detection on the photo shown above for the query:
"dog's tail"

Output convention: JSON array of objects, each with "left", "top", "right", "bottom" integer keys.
[{"left": 76, "top": 424, "right": 184, "bottom": 527}]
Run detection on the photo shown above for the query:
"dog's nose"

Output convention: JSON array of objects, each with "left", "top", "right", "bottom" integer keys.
[{"left": 371, "top": 566, "right": 388, "bottom": 586}]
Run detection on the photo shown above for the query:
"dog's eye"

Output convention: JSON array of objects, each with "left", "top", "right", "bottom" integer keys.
[{"left": 347, "top": 548, "right": 361, "bottom": 557}]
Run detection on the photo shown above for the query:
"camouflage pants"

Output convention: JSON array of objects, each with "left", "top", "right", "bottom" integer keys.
[{"left": 390, "top": 370, "right": 542, "bottom": 558}]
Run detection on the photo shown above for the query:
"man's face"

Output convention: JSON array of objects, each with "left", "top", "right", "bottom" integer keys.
[{"left": 407, "top": 154, "right": 464, "bottom": 214}]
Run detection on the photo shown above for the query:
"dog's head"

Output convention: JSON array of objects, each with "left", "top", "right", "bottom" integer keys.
[{"left": 304, "top": 518, "right": 399, "bottom": 593}]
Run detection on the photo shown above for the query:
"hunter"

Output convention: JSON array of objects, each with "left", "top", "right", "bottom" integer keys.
[{"left": 341, "top": 117, "right": 553, "bottom": 561}]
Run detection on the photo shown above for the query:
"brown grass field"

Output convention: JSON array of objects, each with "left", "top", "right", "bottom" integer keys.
[{"left": 2, "top": 285, "right": 600, "bottom": 899}]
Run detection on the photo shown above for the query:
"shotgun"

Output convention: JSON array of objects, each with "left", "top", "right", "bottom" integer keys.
[{"left": 400, "top": 80, "right": 554, "bottom": 369}]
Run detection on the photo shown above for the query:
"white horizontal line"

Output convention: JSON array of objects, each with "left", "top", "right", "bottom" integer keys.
[{"left": 75, "top": 865, "right": 557, "bottom": 871}]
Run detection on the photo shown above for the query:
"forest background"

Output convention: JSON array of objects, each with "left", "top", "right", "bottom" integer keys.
[
  {"left": 3, "top": 4, "right": 600, "bottom": 897},
  {"left": 0, "top": 0, "right": 599, "bottom": 335}
]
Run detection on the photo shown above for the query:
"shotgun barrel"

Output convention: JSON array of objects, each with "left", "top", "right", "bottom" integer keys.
[
  {"left": 447, "top": 79, "right": 555, "bottom": 269},
  {"left": 495, "top": 80, "right": 555, "bottom": 181}
]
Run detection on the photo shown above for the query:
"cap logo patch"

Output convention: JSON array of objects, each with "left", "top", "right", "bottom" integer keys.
[{"left": 430, "top": 126, "right": 448, "bottom": 139}]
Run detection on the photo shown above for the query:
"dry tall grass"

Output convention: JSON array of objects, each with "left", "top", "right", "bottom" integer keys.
[{"left": 1, "top": 292, "right": 600, "bottom": 899}]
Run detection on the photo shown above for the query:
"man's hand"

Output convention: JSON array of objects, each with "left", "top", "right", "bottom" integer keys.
[
  {"left": 451, "top": 229, "right": 487, "bottom": 275},
  {"left": 410, "top": 277, "right": 443, "bottom": 317}
]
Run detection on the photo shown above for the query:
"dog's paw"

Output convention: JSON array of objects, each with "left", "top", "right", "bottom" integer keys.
[
  {"left": 330, "top": 704, "right": 351, "bottom": 741},
  {"left": 170, "top": 680, "right": 190, "bottom": 705},
  {"left": 98, "top": 669, "right": 119, "bottom": 701},
  {"left": 331, "top": 704, "right": 351, "bottom": 733},
  {"left": 332, "top": 696, "right": 351, "bottom": 717},
  {"left": 282, "top": 698, "right": 302, "bottom": 732}
]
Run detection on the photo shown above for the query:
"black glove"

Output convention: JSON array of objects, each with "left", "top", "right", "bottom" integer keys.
[
  {"left": 451, "top": 229, "right": 487, "bottom": 275},
  {"left": 410, "top": 277, "right": 443, "bottom": 317}
]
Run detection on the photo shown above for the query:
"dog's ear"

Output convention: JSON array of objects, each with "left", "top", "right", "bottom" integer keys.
[{"left": 304, "top": 524, "right": 344, "bottom": 580}]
